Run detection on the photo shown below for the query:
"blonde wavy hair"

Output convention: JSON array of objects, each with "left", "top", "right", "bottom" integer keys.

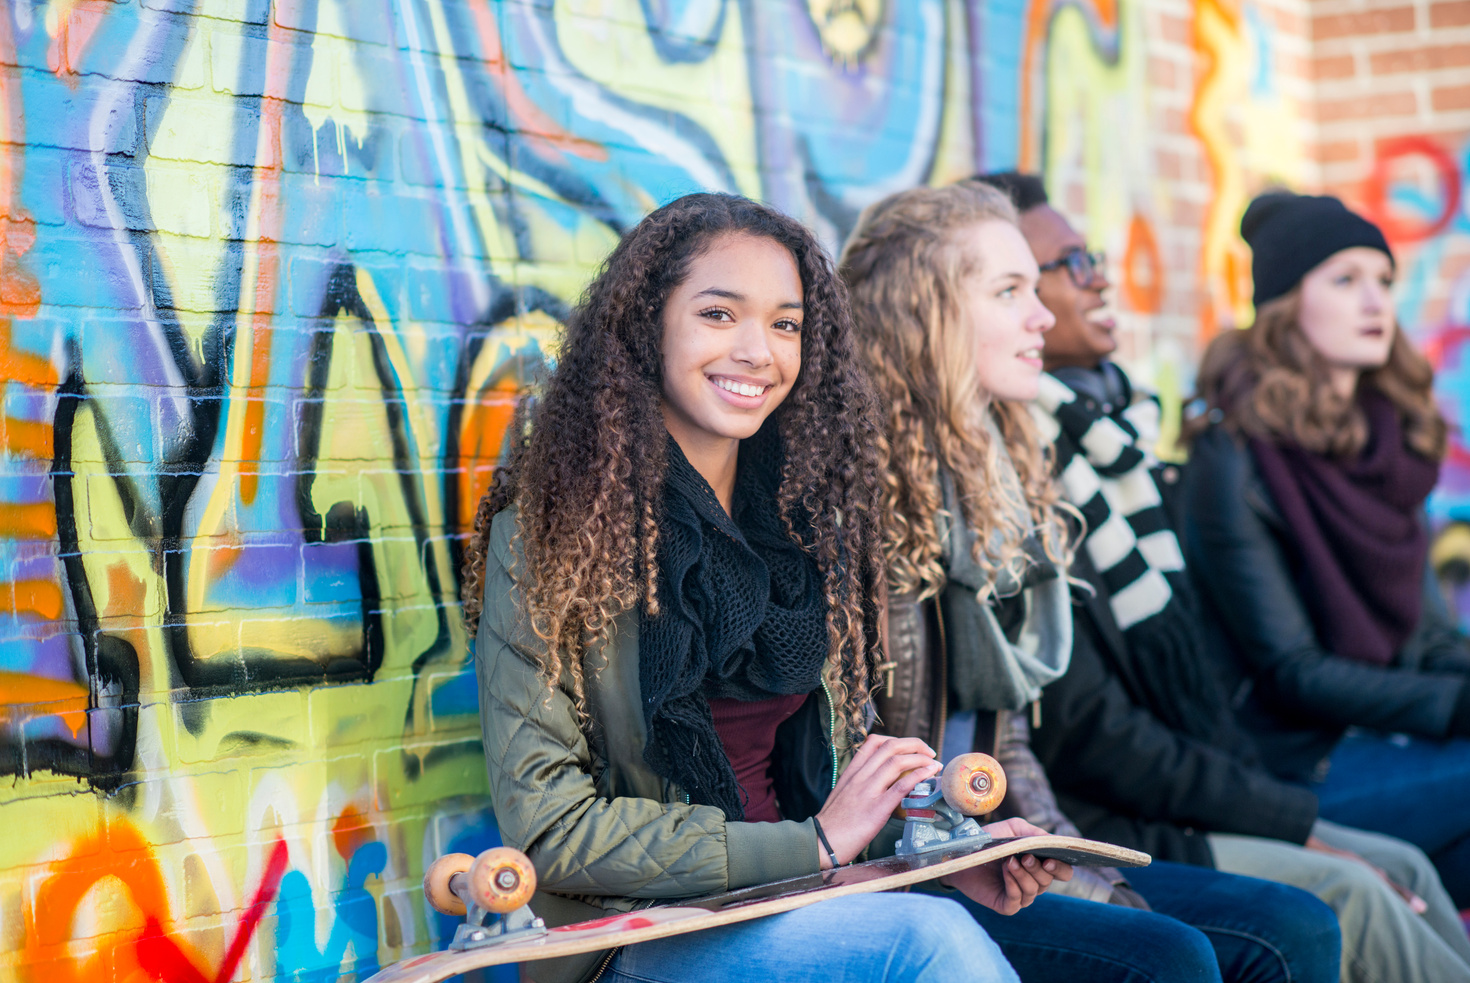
[
  {"left": 1184, "top": 288, "right": 1446, "bottom": 460},
  {"left": 840, "top": 182, "right": 1071, "bottom": 601}
]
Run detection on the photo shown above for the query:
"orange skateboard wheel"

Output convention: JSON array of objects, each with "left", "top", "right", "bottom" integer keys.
[
  {"left": 467, "top": 847, "right": 538, "bottom": 914},
  {"left": 940, "top": 752, "right": 1006, "bottom": 815},
  {"left": 424, "top": 853, "right": 474, "bottom": 916}
]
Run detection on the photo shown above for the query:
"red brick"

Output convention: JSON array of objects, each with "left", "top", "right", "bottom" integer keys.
[
  {"left": 1262, "top": 5, "right": 1309, "bottom": 37},
  {"left": 1430, "top": 0, "right": 1470, "bottom": 27},
  {"left": 1312, "top": 140, "right": 1361, "bottom": 164},
  {"left": 1159, "top": 12, "right": 1191, "bottom": 45},
  {"left": 1172, "top": 198, "right": 1207, "bottom": 226},
  {"left": 1313, "top": 54, "right": 1357, "bottom": 80},
  {"left": 1150, "top": 56, "right": 1178, "bottom": 88},
  {"left": 1157, "top": 149, "right": 1184, "bottom": 181},
  {"left": 1371, "top": 43, "right": 1470, "bottom": 74},
  {"left": 1313, "top": 6, "right": 1416, "bottom": 40},
  {"left": 1316, "top": 90, "right": 1418, "bottom": 122},
  {"left": 1433, "top": 84, "right": 1470, "bottom": 111},
  {"left": 1275, "top": 52, "right": 1312, "bottom": 81}
]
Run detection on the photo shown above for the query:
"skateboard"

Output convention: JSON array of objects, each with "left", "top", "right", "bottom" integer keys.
[{"left": 365, "top": 754, "right": 1150, "bottom": 983}]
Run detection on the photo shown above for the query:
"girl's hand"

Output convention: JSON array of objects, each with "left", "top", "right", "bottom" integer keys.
[
  {"left": 813, "top": 735, "right": 941, "bottom": 867},
  {"left": 939, "top": 818, "right": 1073, "bottom": 914},
  {"left": 1305, "top": 835, "right": 1427, "bottom": 913}
]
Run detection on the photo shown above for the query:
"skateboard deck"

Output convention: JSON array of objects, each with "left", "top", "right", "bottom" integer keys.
[{"left": 367, "top": 834, "right": 1150, "bottom": 983}]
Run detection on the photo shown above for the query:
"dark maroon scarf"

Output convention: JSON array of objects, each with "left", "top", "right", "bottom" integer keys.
[{"left": 1249, "top": 390, "right": 1440, "bottom": 665}]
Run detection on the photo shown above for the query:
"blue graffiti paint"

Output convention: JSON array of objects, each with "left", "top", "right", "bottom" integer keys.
[{"left": 274, "top": 840, "right": 388, "bottom": 982}]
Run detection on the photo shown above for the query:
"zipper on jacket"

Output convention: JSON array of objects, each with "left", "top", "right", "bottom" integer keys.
[
  {"left": 587, "top": 946, "right": 620, "bottom": 983},
  {"left": 821, "top": 678, "right": 838, "bottom": 790}
]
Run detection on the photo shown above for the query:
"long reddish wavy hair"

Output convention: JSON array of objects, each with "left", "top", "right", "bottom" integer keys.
[
  {"left": 460, "top": 193, "right": 889, "bottom": 741},
  {"left": 1184, "top": 288, "right": 1446, "bottom": 460}
]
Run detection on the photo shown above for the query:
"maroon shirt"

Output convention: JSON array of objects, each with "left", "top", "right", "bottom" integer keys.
[{"left": 707, "top": 692, "right": 809, "bottom": 823}]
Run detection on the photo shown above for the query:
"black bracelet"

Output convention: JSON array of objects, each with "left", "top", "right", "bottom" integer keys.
[{"left": 811, "top": 816, "right": 840, "bottom": 869}]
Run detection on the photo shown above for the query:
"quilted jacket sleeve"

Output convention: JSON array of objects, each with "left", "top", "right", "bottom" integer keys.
[{"left": 475, "top": 510, "right": 820, "bottom": 899}]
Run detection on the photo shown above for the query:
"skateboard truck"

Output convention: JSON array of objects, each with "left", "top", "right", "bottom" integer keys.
[
  {"left": 895, "top": 753, "right": 1008, "bottom": 857},
  {"left": 424, "top": 847, "right": 548, "bottom": 950}
]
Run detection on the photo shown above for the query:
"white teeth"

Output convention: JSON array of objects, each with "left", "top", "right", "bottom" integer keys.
[
  {"left": 1021, "top": 349, "right": 1041, "bottom": 359},
  {"left": 714, "top": 378, "right": 768, "bottom": 397}
]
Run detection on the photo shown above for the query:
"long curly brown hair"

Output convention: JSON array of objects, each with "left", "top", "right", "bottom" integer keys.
[
  {"left": 840, "top": 182, "right": 1071, "bottom": 601},
  {"left": 460, "top": 193, "right": 889, "bottom": 741},
  {"left": 1183, "top": 288, "right": 1446, "bottom": 460}
]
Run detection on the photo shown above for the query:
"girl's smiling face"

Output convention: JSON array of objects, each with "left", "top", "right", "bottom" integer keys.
[
  {"left": 955, "top": 220, "right": 1056, "bottom": 404},
  {"left": 660, "top": 233, "right": 804, "bottom": 457}
]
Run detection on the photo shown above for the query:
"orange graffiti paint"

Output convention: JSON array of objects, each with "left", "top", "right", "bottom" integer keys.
[
  {"left": 332, "top": 804, "right": 374, "bottom": 861},
  {"left": 1, "top": 412, "right": 54, "bottom": 457},
  {"left": 1121, "top": 213, "right": 1162, "bottom": 314},
  {"left": 5, "top": 578, "right": 64, "bottom": 621},
  {"left": 455, "top": 382, "right": 519, "bottom": 536},
  {"left": 0, "top": 669, "right": 88, "bottom": 738},
  {"left": 0, "top": 502, "right": 58, "bottom": 539},
  {"left": 25, "top": 821, "right": 290, "bottom": 983},
  {"left": 104, "top": 562, "right": 147, "bottom": 626},
  {"left": 1019, "top": 0, "right": 1120, "bottom": 171},
  {"left": 238, "top": 17, "right": 299, "bottom": 505},
  {"left": 0, "top": 318, "right": 53, "bottom": 387}
]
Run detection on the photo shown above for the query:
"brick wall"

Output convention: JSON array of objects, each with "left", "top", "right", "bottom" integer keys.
[{"left": 0, "top": 1, "right": 1431, "bottom": 981}]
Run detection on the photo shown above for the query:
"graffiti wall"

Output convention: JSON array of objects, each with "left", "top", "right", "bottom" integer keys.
[{"left": 0, "top": 0, "right": 1310, "bottom": 980}]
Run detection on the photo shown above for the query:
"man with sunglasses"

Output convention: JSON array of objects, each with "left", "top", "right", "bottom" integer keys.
[{"left": 973, "top": 170, "right": 1470, "bottom": 983}]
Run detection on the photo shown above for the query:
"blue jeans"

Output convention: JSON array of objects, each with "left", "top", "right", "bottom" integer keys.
[
  {"left": 1310, "top": 729, "right": 1470, "bottom": 907},
  {"left": 942, "top": 860, "right": 1340, "bottom": 983},
  {"left": 1130, "top": 860, "right": 1342, "bottom": 983},
  {"left": 606, "top": 892, "right": 1018, "bottom": 983}
]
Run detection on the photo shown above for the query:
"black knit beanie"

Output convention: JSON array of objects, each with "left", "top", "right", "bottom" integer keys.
[{"left": 1241, "top": 192, "right": 1393, "bottom": 307}]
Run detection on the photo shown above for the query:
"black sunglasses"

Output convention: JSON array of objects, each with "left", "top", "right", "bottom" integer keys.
[{"left": 1039, "top": 247, "right": 1107, "bottom": 289}]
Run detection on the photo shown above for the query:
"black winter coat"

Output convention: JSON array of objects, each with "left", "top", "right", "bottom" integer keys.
[
  {"left": 1030, "top": 548, "right": 1319, "bottom": 867},
  {"left": 1180, "top": 425, "right": 1470, "bottom": 783}
]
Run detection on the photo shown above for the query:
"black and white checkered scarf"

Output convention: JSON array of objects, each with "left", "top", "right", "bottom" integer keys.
[
  {"left": 1033, "top": 372, "right": 1251, "bottom": 751},
  {"left": 1033, "top": 374, "right": 1181, "bottom": 630}
]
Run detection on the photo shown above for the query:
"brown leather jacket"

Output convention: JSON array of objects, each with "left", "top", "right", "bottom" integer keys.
[{"left": 877, "top": 590, "right": 1147, "bottom": 908}]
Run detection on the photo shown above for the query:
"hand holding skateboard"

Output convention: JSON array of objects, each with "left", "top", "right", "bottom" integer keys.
[
  {"left": 378, "top": 753, "right": 1139, "bottom": 983},
  {"left": 939, "top": 817, "right": 1074, "bottom": 914},
  {"left": 813, "top": 734, "right": 943, "bottom": 866}
]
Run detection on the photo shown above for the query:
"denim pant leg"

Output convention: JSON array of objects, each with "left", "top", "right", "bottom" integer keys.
[
  {"left": 919, "top": 885, "right": 1222, "bottom": 983},
  {"left": 606, "top": 892, "right": 1018, "bottom": 983},
  {"left": 1310, "top": 731, "right": 1470, "bottom": 907},
  {"left": 1126, "top": 859, "right": 1341, "bottom": 983},
  {"left": 1210, "top": 830, "right": 1470, "bottom": 983}
]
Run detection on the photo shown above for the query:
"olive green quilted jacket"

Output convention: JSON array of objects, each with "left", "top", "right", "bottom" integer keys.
[{"left": 475, "top": 508, "right": 837, "bottom": 983}]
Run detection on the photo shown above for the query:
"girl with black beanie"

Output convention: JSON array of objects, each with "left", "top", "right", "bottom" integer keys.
[{"left": 1183, "top": 191, "right": 1470, "bottom": 919}]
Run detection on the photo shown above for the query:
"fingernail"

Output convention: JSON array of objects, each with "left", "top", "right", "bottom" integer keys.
[
  {"left": 1043, "top": 860, "right": 1056, "bottom": 872},
  {"left": 1023, "top": 855, "right": 1036, "bottom": 868}
]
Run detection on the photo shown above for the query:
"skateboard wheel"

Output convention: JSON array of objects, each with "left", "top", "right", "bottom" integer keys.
[
  {"left": 940, "top": 752, "right": 1006, "bottom": 815},
  {"left": 424, "top": 853, "right": 474, "bottom": 916},
  {"left": 467, "top": 847, "right": 537, "bottom": 914}
]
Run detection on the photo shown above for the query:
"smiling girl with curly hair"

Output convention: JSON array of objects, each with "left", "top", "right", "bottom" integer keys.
[{"left": 460, "top": 192, "right": 1063, "bottom": 983}]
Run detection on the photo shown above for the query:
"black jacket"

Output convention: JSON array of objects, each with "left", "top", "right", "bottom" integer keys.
[
  {"left": 1180, "top": 425, "right": 1470, "bottom": 782},
  {"left": 1030, "top": 548, "right": 1319, "bottom": 867}
]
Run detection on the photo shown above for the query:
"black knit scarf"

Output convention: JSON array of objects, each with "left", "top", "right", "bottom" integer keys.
[{"left": 639, "top": 426, "right": 829, "bottom": 819}]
